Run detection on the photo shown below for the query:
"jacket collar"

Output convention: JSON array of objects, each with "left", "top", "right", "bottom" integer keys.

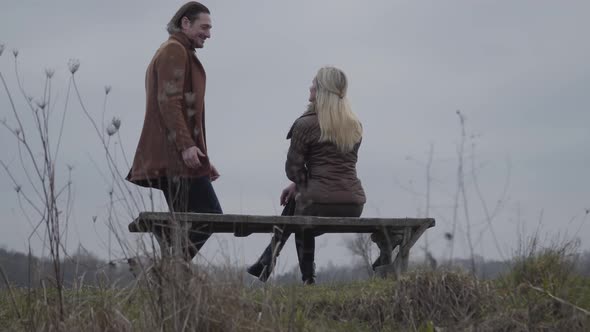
[
  {"left": 299, "top": 108, "right": 316, "bottom": 118},
  {"left": 170, "top": 32, "right": 195, "bottom": 51},
  {"left": 286, "top": 109, "right": 316, "bottom": 139}
]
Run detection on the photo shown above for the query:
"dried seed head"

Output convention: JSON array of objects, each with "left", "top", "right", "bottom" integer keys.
[
  {"left": 106, "top": 123, "right": 118, "bottom": 136},
  {"left": 12, "top": 49, "right": 18, "bottom": 57},
  {"left": 45, "top": 68, "right": 55, "bottom": 79},
  {"left": 111, "top": 116, "right": 121, "bottom": 130},
  {"left": 14, "top": 185, "right": 21, "bottom": 193},
  {"left": 184, "top": 92, "right": 196, "bottom": 106},
  {"left": 0, "top": 44, "right": 4, "bottom": 56},
  {"left": 104, "top": 85, "right": 111, "bottom": 95},
  {"left": 35, "top": 99, "right": 47, "bottom": 110},
  {"left": 68, "top": 58, "right": 80, "bottom": 74}
]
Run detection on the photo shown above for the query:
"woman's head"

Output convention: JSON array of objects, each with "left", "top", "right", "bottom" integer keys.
[
  {"left": 310, "top": 66, "right": 348, "bottom": 102},
  {"left": 309, "top": 66, "right": 362, "bottom": 153}
]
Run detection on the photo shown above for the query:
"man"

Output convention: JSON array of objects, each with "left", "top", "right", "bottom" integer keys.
[{"left": 127, "top": 2, "right": 221, "bottom": 260}]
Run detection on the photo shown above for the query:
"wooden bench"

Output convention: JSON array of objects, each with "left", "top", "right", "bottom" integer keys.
[{"left": 128, "top": 212, "right": 435, "bottom": 277}]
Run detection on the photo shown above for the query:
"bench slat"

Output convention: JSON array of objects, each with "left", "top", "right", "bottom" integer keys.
[{"left": 129, "top": 212, "right": 435, "bottom": 234}]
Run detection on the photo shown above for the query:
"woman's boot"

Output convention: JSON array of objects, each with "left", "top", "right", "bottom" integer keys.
[
  {"left": 247, "top": 199, "right": 296, "bottom": 281},
  {"left": 247, "top": 244, "right": 272, "bottom": 279},
  {"left": 296, "top": 230, "right": 316, "bottom": 285}
]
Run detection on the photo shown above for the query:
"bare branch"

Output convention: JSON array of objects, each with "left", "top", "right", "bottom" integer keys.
[
  {"left": 527, "top": 283, "right": 590, "bottom": 316},
  {"left": 0, "top": 159, "right": 43, "bottom": 215}
]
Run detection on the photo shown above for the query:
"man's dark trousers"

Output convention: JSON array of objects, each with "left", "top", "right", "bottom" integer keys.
[{"left": 157, "top": 176, "right": 222, "bottom": 260}]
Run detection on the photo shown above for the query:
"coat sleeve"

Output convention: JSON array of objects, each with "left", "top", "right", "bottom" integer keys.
[
  {"left": 285, "top": 120, "right": 310, "bottom": 185},
  {"left": 155, "top": 42, "right": 196, "bottom": 152}
]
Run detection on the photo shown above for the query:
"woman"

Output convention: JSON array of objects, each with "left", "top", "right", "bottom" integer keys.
[{"left": 248, "top": 66, "right": 366, "bottom": 284}]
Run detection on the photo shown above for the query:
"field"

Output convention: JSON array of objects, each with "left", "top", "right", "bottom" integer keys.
[{"left": 2, "top": 249, "right": 590, "bottom": 331}]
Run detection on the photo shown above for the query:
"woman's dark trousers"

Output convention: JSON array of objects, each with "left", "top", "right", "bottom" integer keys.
[{"left": 248, "top": 201, "right": 363, "bottom": 284}]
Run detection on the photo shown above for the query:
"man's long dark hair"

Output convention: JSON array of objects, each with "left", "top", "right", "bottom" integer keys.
[{"left": 167, "top": 2, "right": 211, "bottom": 35}]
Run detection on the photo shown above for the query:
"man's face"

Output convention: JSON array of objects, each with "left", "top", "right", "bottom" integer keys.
[{"left": 181, "top": 13, "right": 212, "bottom": 49}]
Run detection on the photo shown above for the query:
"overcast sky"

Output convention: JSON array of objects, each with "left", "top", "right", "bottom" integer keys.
[{"left": 1, "top": 0, "right": 589, "bottom": 274}]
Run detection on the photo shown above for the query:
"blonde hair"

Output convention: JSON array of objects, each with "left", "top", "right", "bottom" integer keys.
[{"left": 313, "top": 66, "right": 363, "bottom": 153}]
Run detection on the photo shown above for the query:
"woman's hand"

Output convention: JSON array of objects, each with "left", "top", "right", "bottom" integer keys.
[{"left": 280, "top": 182, "right": 297, "bottom": 206}]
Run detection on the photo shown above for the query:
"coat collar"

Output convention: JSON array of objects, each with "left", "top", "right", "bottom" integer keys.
[
  {"left": 170, "top": 32, "right": 195, "bottom": 51},
  {"left": 286, "top": 109, "right": 316, "bottom": 139}
]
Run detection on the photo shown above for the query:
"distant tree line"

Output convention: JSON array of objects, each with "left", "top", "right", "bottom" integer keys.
[
  {"left": 2, "top": 247, "right": 590, "bottom": 288},
  {"left": 0, "top": 247, "right": 134, "bottom": 288}
]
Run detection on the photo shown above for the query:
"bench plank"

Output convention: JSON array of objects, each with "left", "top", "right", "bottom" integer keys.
[{"left": 129, "top": 212, "right": 435, "bottom": 235}]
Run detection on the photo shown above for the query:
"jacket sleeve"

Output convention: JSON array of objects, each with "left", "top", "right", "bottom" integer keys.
[
  {"left": 155, "top": 42, "right": 196, "bottom": 152},
  {"left": 285, "top": 120, "right": 309, "bottom": 185}
]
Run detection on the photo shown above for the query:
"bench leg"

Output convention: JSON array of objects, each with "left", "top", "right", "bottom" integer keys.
[
  {"left": 372, "top": 228, "right": 404, "bottom": 278},
  {"left": 391, "top": 227, "right": 412, "bottom": 276},
  {"left": 151, "top": 224, "right": 172, "bottom": 257},
  {"left": 151, "top": 222, "right": 193, "bottom": 260},
  {"left": 374, "top": 223, "right": 431, "bottom": 278},
  {"left": 390, "top": 223, "right": 430, "bottom": 277}
]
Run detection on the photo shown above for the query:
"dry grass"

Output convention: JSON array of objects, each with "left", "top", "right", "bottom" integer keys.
[
  {"left": 1, "top": 264, "right": 262, "bottom": 331},
  {"left": 391, "top": 270, "right": 498, "bottom": 328},
  {"left": 248, "top": 268, "right": 589, "bottom": 331},
  {"left": 1, "top": 252, "right": 590, "bottom": 331}
]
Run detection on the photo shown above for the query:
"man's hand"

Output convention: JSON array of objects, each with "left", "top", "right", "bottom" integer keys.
[
  {"left": 182, "top": 146, "right": 206, "bottom": 169},
  {"left": 210, "top": 164, "right": 220, "bottom": 181},
  {"left": 280, "top": 182, "right": 297, "bottom": 206}
]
